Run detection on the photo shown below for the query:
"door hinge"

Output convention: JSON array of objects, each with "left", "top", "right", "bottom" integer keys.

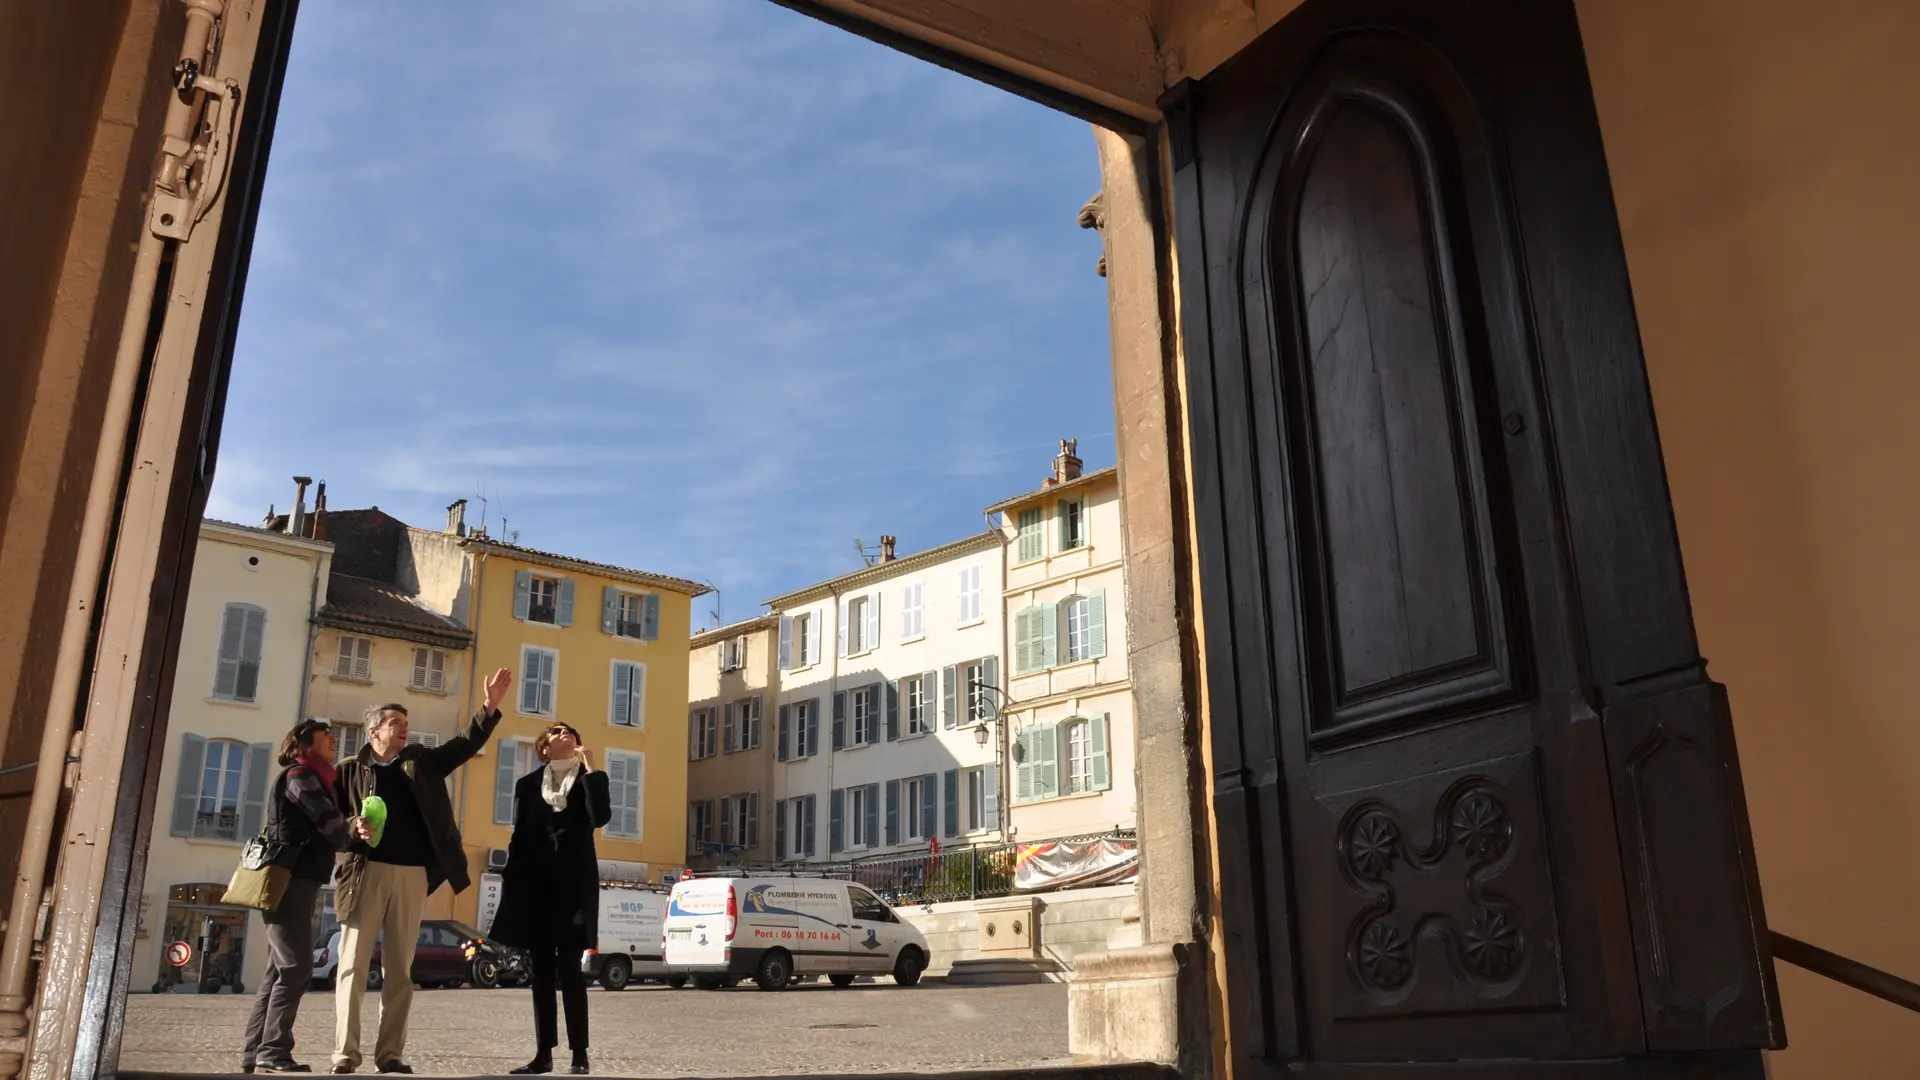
[{"left": 150, "top": 0, "right": 242, "bottom": 243}]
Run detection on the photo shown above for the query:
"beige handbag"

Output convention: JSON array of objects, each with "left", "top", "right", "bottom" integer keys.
[{"left": 221, "top": 835, "right": 292, "bottom": 911}]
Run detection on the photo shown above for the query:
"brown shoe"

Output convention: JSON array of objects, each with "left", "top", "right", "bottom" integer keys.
[{"left": 329, "top": 1065, "right": 355, "bottom": 1075}]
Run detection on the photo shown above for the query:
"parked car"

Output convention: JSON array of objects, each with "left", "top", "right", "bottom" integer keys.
[
  {"left": 663, "top": 875, "right": 929, "bottom": 991},
  {"left": 311, "top": 920, "right": 505, "bottom": 989}
]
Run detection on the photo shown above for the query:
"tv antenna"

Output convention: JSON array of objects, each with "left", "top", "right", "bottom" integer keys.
[{"left": 854, "top": 539, "right": 880, "bottom": 568}]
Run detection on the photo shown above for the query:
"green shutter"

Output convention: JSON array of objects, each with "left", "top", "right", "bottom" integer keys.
[
  {"left": 1040, "top": 603, "right": 1059, "bottom": 669},
  {"left": 1091, "top": 714, "right": 1111, "bottom": 791},
  {"left": 1015, "top": 729, "right": 1035, "bottom": 802},
  {"left": 1087, "top": 591, "right": 1108, "bottom": 659},
  {"left": 1037, "top": 724, "right": 1060, "bottom": 798},
  {"left": 1013, "top": 608, "right": 1033, "bottom": 674},
  {"left": 1018, "top": 508, "right": 1043, "bottom": 562}
]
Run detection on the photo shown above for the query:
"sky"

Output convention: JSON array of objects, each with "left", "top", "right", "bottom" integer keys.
[{"left": 211, "top": 1, "right": 1115, "bottom": 631}]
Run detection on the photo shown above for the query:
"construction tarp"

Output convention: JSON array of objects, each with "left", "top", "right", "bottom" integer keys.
[{"left": 1013, "top": 836, "right": 1139, "bottom": 892}]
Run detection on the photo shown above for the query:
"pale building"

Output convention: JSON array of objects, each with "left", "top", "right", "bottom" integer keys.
[
  {"left": 684, "top": 615, "right": 778, "bottom": 868},
  {"left": 766, "top": 532, "right": 1006, "bottom": 863},
  {"left": 135, "top": 519, "right": 332, "bottom": 994},
  {"left": 988, "top": 442, "right": 1136, "bottom": 840}
]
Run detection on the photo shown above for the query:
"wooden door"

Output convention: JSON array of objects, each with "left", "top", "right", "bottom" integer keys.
[{"left": 1167, "top": 0, "right": 1782, "bottom": 1073}]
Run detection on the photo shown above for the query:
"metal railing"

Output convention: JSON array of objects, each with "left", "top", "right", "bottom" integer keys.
[{"left": 833, "top": 829, "right": 1137, "bottom": 907}]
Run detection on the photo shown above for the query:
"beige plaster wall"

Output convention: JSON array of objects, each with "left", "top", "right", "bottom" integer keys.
[{"left": 686, "top": 622, "right": 778, "bottom": 864}]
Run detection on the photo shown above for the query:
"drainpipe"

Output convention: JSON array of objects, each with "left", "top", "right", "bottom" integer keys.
[
  {"left": 0, "top": 0, "right": 228, "bottom": 1033},
  {"left": 297, "top": 547, "right": 324, "bottom": 719},
  {"left": 456, "top": 550, "right": 488, "bottom": 836}
]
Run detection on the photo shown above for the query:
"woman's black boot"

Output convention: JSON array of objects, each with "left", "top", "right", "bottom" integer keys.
[
  {"left": 509, "top": 1051, "right": 552, "bottom": 1075},
  {"left": 569, "top": 1050, "right": 589, "bottom": 1075}
]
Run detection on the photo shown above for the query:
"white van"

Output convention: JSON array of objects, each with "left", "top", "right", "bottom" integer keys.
[
  {"left": 662, "top": 874, "right": 930, "bottom": 991},
  {"left": 579, "top": 885, "right": 683, "bottom": 991}
]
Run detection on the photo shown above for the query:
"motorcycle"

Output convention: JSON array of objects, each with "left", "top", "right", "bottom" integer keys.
[{"left": 464, "top": 940, "right": 532, "bottom": 989}]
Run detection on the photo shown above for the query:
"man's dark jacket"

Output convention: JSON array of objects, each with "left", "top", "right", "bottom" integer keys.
[{"left": 332, "top": 707, "right": 501, "bottom": 921}]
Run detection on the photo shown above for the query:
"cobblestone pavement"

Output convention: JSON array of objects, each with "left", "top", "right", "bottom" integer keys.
[{"left": 120, "top": 981, "right": 1070, "bottom": 1076}]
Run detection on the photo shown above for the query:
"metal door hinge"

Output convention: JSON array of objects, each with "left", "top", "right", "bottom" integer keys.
[{"left": 150, "top": 0, "right": 242, "bottom": 242}]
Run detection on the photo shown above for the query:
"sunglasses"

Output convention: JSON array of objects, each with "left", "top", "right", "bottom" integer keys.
[{"left": 546, "top": 726, "right": 576, "bottom": 738}]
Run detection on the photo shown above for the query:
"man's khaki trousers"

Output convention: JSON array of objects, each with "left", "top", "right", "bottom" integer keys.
[{"left": 333, "top": 862, "right": 428, "bottom": 1068}]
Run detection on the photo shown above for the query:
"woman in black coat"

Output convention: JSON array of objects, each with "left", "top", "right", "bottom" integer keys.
[{"left": 487, "top": 723, "right": 611, "bottom": 1076}]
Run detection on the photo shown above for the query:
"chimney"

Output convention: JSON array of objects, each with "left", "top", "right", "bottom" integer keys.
[
  {"left": 311, "top": 481, "right": 328, "bottom": 540},
  {"left": 1052, "top": 439, "right": 1083, "bottom": 484},
  {"left": 290, "top": 476, "right": 312, "bottom": 535},
  {"left": 879, "top": 535, "right": 896, "bottom": 563},
  {"left": 261, "top": 503, "right": 276, "bottom": 530},
  {"left": 446, "top": 498, "right": 468, "bottom": 537}
]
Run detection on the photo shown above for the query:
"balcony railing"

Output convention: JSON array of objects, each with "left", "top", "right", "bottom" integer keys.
[{"left": 527, "top": 603, "right": 557, "bottom": 624}]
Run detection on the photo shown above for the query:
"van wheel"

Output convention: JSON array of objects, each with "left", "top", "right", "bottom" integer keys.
[
  {"left": 599, "top": 957, "right": 632, "bottom": 992},
  {"left": 828, "top": 974, "right": 857, "bottom": 988},
  {"left": 665, "top": 975, "right": 688, "bottom": 989},
  {"left": 892, "top": 948, "right": 925, "bottom": 987},
  {"left": 753, "top": 950, "right": 792, "bottom": 991}
]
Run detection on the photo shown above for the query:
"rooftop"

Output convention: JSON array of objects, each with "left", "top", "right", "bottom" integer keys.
[
  {"left": 764, "top": 530, "right": 1002, "bottom": 609},
  {"left": 983, "top": 465, "right": 1119, "bottom": 515},
  {"left": 690, "top": 613, "right": 780, "bottom": 645},
  {"left": 318, "top": 574, "right": 472, "bottom": 650},
  {"left": 460, "top": 536, "right": 710, "bottom": 597},
  {"left": 201, "top": 519, "right": 335, "bottom": 553}
]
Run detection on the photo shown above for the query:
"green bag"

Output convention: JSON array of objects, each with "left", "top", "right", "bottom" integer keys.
[
  {"left": 360, "top": 794, "right": 388, "bottom": 848},
  {"left": 222, "top": 836, "right": 292, "bottom": 911}
]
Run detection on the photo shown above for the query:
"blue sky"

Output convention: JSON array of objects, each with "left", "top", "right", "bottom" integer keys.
[{"left": 211, "top": 1, "right": 1114, "bottom": 630}]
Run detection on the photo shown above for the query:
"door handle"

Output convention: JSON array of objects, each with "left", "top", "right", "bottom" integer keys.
[{"left": 835, "top": 924, "right": 849, "bottom": 929}]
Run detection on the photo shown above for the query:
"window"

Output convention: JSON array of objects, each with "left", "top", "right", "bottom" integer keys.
[
  {"left": 689, "top": 706, "right": 718, "bottom": 759},
  {"left": 845, "top": 595, "right": 869, "bottom": 654},
  {"left": 604, "top": 750, "right": 643, "bottom": 839},
  {"left": 406, "top": 731, "right": 442, "bottom": 748},
  {"left": 730, "top": 695, "right": 761, "bottom": 751},
  {"left": 1066, "top": 720, "right": 1094, "bottom": 794},
  {"left": 194, "top": 739, "right": 248, "bottom": 840},
  {"left": 776, "top": 795, "right": 817, "bottom": 860},
  {"left": 964, "top": 661, "right": 990, "bottom": 724},
  {"left": 903, "top": 776, "right": 928, "bottom": 841},
  {"left": 721, "top": 792, "right": 760, "bottom": 849},
  {"left": 411, "top": 647, "right": 446, "bottom": 692},
  {"left": 900, "top": 582, "right": 923, "bottom": 639},
  {"left": 904, "top": 675, "right": 930, "bottom": 736},
  {"left": 610, "top": 660, "right": 646, "bottom": 728},
  {"left": 787, "top": 699, "right": 815, "bottom": 758},
  {"left": 1016, "top": 507, "right": 1044, "bottom": 562},
  {"left": 687, "top": 798, "right": 714, "bottom": 854},
  {"left": 789, "top": 612, "right": 813, "bottom": 667},
  {"left": 1059, "top": 497, "right": 1086, "bottom": 551},
  {"left": 1063, "top": 595, "right": 1092, "bottom": 663},
  {"left": 851, "top": 685, "right": 877, "bottom": 746},
  {"left": 527, "top": 576, "right": 560, "bottom": 624},
  {"left": 335, "top": 636, "right": 373, "bottom": 680},
  {"left": 849, "top": 786, "right": 872, "bottom": 848},
  {"left": 335, "top": 724, "right": 365, "bottom": 760},
  {"left": 719, "top": 636, "right": 745, "bottom": 672},
  {"left": 966, "top": 767, "right": 986, "bottom": 831},
  {"left": 956, "top": 564, "right": 982, "bottom": 624},
  {"left": 213, "top": 603, "right": 266, "bottom": 702},
  {"left": 518, "top": 645, "right": 558, "bottom": 715},
  {"left": 849, "top": 885, "right": 894, "bottom": 924}
]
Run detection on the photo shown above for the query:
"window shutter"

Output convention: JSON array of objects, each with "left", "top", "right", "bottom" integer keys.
[
  {"left": 723, "top": 701, "right": 736, "bottom": 752},
  {"left": 885, "top": 780, "right": 900, "bottom": 846},
  {"left": 520, "top": 650, "right": 541, "bottom": 713},
  {"left": 629, "top": 664, "right": 646, "bottom": 729},
  {"left": 1018, "top": 508, "right": 1042, "bottom": 562},
  {"left": 941, "top": 665, "right": 957, "bottom": 729},
  {"left": 1013, "top": 609, "right": 1032, "bottom": 674},
  {"left": 494, "top": 739, "right": 518, "bottom": 823},
  {"left": 236, "top": 607, "right": 266, "bottom": 701},
  {"left": 170, "top": 734, "right": 206, "bottom": 836},
  {"left": 720, "top": 796, "right": 735, "bottom": 846},
  {"left": 1091, "top": 713, "right": 1112, "bottom": 791},
  {"left": 943, "top": 769, "right": 960, "bottom": 838},
  {"left": 778, "top": 616, "right": 793, "bottom": 669},
  {"left": 513, "top": 570, "right": 532, "bottom": 620},
  {"left": 1088, "top": 590, "right": 1108, "bottom": 660},
  {"left": 806, "top": 700, "right": 821, "bottom": 758},
  {"left": 920, "top": 772, "right": 937, "bottom": 840},
  {"left": 555, "top": 577, "right": 576, "bottom": 626},
  {"left": 746, "top": 792, "right": 760, "bottom": 849},
  {"left": 775, "top": 799, "right": 788, "bottom": 860},
  {"left": 837, "top": 598, "right": 850, "bottom": 657},
  {"left": 777, "top": 704, "right": 792, "bottom": 761},
  {"left": 804, "top": 794, "right": 818, "bottom": 856},
  {"left": 602, "top": 586, "right": 619, "bottom": 634},
  {"left": 237, "top": 742, "right": 273, "bottom": 841},
  {"left": 886, "top": 680, "right": 901, "bottom": 741},
  {"left": 641, "top": 594, "right": 661, "bottom": 640},
  {"left": 1040, "top": 602, "right": 1059, "bottom": 669},
  {"left": 864, "top": 783, "right": 880, "bottom": 849},
  {"left": 412, "top": 648, "right": 428, "bottom": 688},
  {"left": 213, "top": 606, "right": 245, "bottom": 697},
  {"left": 865, "top": 591, "right": 881, "bottom": 653},
  {"left": 830, "top": 789, "right": 845, "bottom": 853},
  {"left": 1015, "top": 729, "right": 1035, "bottom": 801},
  {"left": 832, "top": 691, "right": 846, "bottom": 750},
  {"left": 983, "top": 765, "right": 1000, "bottom": 830},
  {"left": 981, "top": 655, "right": 999, "bottom": 709},
  {"left": 540, "top": 650, "right": 558, "bottom": 713},
  {"left": 749, "top": 695, "right": 763, "bottom": 748},
  {"left": 1039, "top": 724, "right": 1061, "bottom": 798},
  {"left": 612, "top": 663, "right": 632, "bottom": 727}
]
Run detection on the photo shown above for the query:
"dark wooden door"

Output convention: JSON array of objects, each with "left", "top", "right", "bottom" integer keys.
[{"left": 1167, "top": 0, "right": 1782, "bottom": 1073}]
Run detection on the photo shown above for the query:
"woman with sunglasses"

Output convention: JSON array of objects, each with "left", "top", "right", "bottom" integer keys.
[
  {"left": 488, "top": 723, "right": 611, "bottom": 1075},
  {"left": 240, "top": 718, "right": 360, "bottom": 1074}
]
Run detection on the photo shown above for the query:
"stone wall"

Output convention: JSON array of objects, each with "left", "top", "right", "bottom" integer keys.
[{"left": 899, "top": 883, "right": 1137, "bottom": 978}]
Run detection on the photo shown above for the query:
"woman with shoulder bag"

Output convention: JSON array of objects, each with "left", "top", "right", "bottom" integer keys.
[
  {"left": 488, "top": 723, "right": 611, "bottom": 1075},
  {"left": 240, "top": 719, "right": 361, "bottom": 1074}
]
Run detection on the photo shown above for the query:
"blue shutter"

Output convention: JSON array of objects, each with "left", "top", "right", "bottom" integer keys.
[
  {"left": 941, "top": 666, "right": 957, "bottom": 729},
  {"left": 601, "top": 586, "right": 619, "bottom": 634},
  {"left": 885, "top": 780, "right": 900, "bottom": 846},
  {"left": 555, "top": 577, "right": 576, "bottom": 626},
  {"left": 921, "top": 773, "right": 937, "bottom": 840},
  {"left": 943, "top": 769, "right": 960, "bottom": 838},
  {"left": 864, "top": 783, "right": 879, "bottom": 850},
  {"left": 830, "top": 788, "right": 845, "bottom": 853},
  {"left": 807, "top": 700, "right": 821, "bottom": 758},
  {"left": 886, "top": 680, "right": 900, "bottom": 741},
  {"left": 983, "top": 765, "right": 1000, "bottom": 830},
  {"left": 802, "top": 794, "right": 816, "bottom": 856},
  {"left": 778, "top": 704, "right": 792, "bottom": 762},
  {"left": 775, "top": 799, "right": 788, "bottom": 860},
  {"left": 512, "top": 570, "right": 532, "bottom": 620},
  {"left": 236, "top": 608, "right": 266, "bottom": 701},
  {"left": 832, "top": 691, "right": 846, "bottom": 750},
  {"left": 641, "top": 594, "right": 661, "bottom": 640},
  {"left": 1091, "top": 713, "right": 1112, "bottom": 791},
  {"left": 170, "top": 734, "right": 206, "bottom": 837},
  {"left": 519, "top": 649, "right": 541, "bottom": 713},
  {"left": 1087, "top": 591, "right": 1108, "bottom": 660},
  {"left": 612, "top": 663, "right": 633, "bottom": 727},
  {"left": 494, "top": 740, "right": 518, "bottom": 823},
  {"left": 778, "top": 616, "right": 793, "bottom": 669},
  {"left": 237, "top": 742, "right": 272, "bottom": 840}
]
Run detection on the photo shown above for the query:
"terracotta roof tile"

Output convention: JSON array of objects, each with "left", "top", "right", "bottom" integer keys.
[{"left": 318, "top": 574, "right": 472, "bottom": 649}]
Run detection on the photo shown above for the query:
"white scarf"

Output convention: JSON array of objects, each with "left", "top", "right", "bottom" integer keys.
[{"left": 541, "top": 755, "right": 582, "bottom": 811}]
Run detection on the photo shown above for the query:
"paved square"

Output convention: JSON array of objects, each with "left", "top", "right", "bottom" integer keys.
[{"left": 120, "top": 981, "right": 1070, "bottom": 1076}]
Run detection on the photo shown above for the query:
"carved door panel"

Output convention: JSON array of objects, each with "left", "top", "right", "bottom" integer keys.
[{"left": 1168, "top": 0, "right": 1782, "bottom": 1071}]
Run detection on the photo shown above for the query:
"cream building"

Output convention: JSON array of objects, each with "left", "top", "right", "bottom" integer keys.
[
  {"left": 135, "top": 520, "right": 332, "bottom": 994},
  {"left": 989, "top": 442, "right": 1136, "bottom": 840},
  {"left": 767, "top": 532, "right": 1006, "bottom": 862},
  {"left": 684, "top": 615, "right": 778, "bottom": 868}
]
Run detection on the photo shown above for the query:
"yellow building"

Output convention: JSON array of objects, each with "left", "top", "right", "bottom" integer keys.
[{"left": 446, "top": 537, "right": 705, "bottom": 930}]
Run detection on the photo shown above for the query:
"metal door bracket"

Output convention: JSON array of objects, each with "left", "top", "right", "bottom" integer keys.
[{"left": 150, "top": 0, "right": 242, "bottom": 243}]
